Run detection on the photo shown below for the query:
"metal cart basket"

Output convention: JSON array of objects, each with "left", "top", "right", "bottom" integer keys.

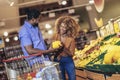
[{"left": 3, "top": 53, "right": 62, "bottom": 80}]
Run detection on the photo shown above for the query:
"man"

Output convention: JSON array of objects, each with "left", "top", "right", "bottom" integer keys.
[{"left": 18, "top": 9, "right": 58, "bottom": 71}]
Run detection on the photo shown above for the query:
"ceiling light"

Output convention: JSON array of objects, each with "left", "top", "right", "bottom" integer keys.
[
  {"left": 10, "top": 2, "right": 14, "bottom": 6},
  {"left": 89, "top": 0, "right": 94, "bottom": 4},
  {"left": 45, "top": 24, "right": 51, "bottom": 29},
  {"left": 4, "top": 32, "right": 8, "bottom": 37},
  {"left": 48, "top": 30, "right": 53, "bottom": 35},
  {"left": 61, "top": 0, "right": 67, "bottom": 5},
  {"left": 58, "top": 0, "right": 67, "bottom": 5},
  {"left": 13, "top": 36, "right": 18, "bottom": 41},
  {"left": 5, "top": 38, "right": 10, "bottom": 42}
]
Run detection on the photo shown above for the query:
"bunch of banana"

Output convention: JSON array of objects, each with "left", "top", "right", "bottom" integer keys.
[
  {"left": 113, "top": 37, "right": 120, "bottom": 44},
  {"left": 74, "top": 49, "right": 102, "bottom": 68},
  {"left": 75, "top": 56, "right": 93, "bottom": 68},
  {"left": 103, "top": 37, "right": 120, "bottom": 45},
  {"left": 52, "top": 40, "right": 62, "bottom": 49},
  {"left": 74, "top": 34, "right": 120, "bottom": 68}
]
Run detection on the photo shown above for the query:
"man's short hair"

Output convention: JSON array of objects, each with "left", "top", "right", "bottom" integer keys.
[{"left": 27, "top": 9, "right": 40, "bottom": 20}]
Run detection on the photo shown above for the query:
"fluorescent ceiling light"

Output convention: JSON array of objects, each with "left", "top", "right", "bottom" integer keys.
[
  {"left": 5, "top": 38, "right": 10, "bottom": 42},
  {"left": 45, "top": 24, "right": 51, "bottom": 29},
  {"left": 13, "top": 36, "right": 18, "bottom": 41},
  {"left": 10, "top": 2, "right": 14, "bottom": 6},
  {"left": 61, "top": 0, "right": 67, "bottom": 5},
  {"left": 4, "top": 32, "right": 8, "bottom": 37},
  {"left": 89, "top": 0, "right": 94, "bottom": 4},
  {"left": 48, "top": 30, "right": 53, "bottom": 34}
]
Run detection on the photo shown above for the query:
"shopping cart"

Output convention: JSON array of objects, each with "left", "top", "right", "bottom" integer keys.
[{"left": 3, "top": 53, "right": 62, "bottom": 80}]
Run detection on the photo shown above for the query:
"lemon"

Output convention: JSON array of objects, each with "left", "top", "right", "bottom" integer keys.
[
  {"left": 103, "top": 52, "right": 114, "bottom": 64},
  {"left": 112, "top": 46, "right": 120, "bottom": 62}
]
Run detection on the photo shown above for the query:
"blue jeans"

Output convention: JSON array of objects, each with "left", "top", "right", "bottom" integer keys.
[{"left": 54, "top": 56, "right": 76, "bottom": 80}]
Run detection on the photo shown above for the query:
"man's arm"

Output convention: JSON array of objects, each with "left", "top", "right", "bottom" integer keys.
[{"left": 24, "top": 45, "right": 58, "bottom": 55}]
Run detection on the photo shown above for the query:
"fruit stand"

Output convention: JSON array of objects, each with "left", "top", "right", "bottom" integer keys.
[
  {"left": 74, "top": 34, "right": 120, "bottom": 80},
  {"left": 73, "top": 17, "right": 120, "bottom": 80}
]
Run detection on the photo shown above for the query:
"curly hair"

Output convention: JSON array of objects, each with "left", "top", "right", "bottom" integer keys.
[{"left": 54, "top": 16, "right": 80, "bottom": 38}]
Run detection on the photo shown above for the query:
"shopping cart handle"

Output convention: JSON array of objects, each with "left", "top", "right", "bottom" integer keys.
[{"left": 2, "top": 52, "right": 42, "bottom": 62}]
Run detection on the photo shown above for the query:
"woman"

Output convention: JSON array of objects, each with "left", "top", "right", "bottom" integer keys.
[{"left": 53, "top": 16, "right": 80, "bottom": 80}]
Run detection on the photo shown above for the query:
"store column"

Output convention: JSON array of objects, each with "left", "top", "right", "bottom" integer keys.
[
  {"left": 85, "top": 5, "right": 99, "bottom": 40},
  {"left": 86, "top": 5, "right": 98, "bottom": 30}
]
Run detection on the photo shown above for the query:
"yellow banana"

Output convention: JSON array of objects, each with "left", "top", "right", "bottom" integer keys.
[{"left": 94, "top": 17, "right": 103, "bottom": 27}]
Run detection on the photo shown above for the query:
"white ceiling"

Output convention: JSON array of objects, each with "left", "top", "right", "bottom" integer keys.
[
  {"left": 0, "top": 0, "right": 58, "bottom": 7},
  {"left": 0, "top": 0, "right": 18, "bottom": 7},
  {"left": 0, "top": 0, "right": 59, "bottom": 36},
  {"left": 0, "top": 0, "right": 10, "bottom": 6}
]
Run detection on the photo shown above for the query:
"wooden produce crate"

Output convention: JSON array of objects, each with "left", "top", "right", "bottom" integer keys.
[
  {"left": 76, "top": 69, "right": 87, "bottom": 80},
  {"left": 106, "top": 74, "right": 120, "bottom": 80},
  {"left": 66, "top": 68, "right": 87, "bottom": 80},
  {"left": 84, "top": 70, "right": 105, "bottom": 80}
]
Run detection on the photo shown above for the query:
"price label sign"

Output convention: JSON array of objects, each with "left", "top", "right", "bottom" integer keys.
[
  {"left": 100, "top": 26, "right": 107, "bottom": 37},
  {"left": 113, "top": 22, "right": 120, "bottom": 33},
  {"left": 108, "top": 20, "right": 115, "bottom": 34},
  {"left": 105, "top": 24, "right": 111, "bottom": 35}
]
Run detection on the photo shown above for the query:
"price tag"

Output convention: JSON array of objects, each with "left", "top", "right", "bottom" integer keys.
[{"left": 113, "top": 22, "right": 120, "bottom": 33}]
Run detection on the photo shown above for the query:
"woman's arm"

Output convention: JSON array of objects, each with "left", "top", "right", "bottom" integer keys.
[{"left": 63, "top": 39, "right": 75, "bottom": 56}]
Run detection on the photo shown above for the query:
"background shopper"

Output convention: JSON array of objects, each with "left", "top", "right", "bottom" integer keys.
[{"left": 75, "top": 30, "right": 88, "bottom": 50}]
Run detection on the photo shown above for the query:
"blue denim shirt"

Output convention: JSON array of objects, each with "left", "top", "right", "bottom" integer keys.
[{"left": 19, "top": 21, "right": 48, "bottom": 65}]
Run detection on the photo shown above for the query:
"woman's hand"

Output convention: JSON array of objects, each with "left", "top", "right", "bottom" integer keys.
[{"left": 54, "top": 44, "right": 64, "bottom": 52}]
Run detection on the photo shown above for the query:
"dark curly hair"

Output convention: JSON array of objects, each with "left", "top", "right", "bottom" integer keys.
[{"left": 54, "top": 16, "right": 80, "bottom": 38}]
